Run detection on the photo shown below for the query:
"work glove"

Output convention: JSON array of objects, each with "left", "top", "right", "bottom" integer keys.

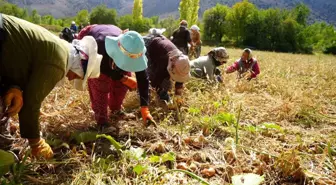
[
  {"left": 4, "top": 88, "right": 23, "bottom": 117},
  {"left": 121, "top": 76, "right": 137, "bottom": 90},
  {"left": 29, "top": 138, "right": 54, "bottom": 160},
  {"left": 140, "top": 106, "right": 156, "bottom": 127}
]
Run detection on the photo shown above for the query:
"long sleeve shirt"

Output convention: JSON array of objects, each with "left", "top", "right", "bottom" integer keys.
[
  {"left": 226, "top": 58, "right": 260, "bottom": 78},
  {"left": 78, "top": 25, "right": 150, "bottom": 106},
  {"left": 191, "top": 30, "right": 201, "bottom": 45},
  {"left": 171, "top": 27, "right": 191, "bottom": 49},
  {"left": 1, "top": 14, "right": 69, "bottom": 138},
  {"left": 146, "top": 36, "right": 183, "bottom": 91},
  {"left": 190, "top": 55, "right": 219, "bottom": 81}
]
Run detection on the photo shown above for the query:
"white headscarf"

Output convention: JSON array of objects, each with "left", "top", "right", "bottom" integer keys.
[{"left": 56, "top": 36, "right": 102, "bottom": 91}]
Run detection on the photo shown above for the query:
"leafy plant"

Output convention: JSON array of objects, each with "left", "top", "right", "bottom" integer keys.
[
  {"left": 71, "top": 131, "right": 98, "bottom": 144},
  {"left": 149, "top": 152, "right": 175, "bottom": 164},
  {"left": 133, "top": 164, "right": 148, "bottom": 175},
  {"left": 0, "top": 150, "right": 16, "bottom": 176},
  {"left": 96, "top": 134, "right": 123, "bottom": 151},
  {"left": 214, "top": 112, "right": 237, "bottom": 126}
]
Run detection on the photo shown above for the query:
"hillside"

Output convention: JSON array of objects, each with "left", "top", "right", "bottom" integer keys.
[{"left": 6, "top": 0, "right": 336, "bottom": 25}]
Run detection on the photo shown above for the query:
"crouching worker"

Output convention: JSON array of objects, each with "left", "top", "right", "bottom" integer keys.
[
  {"left": 190, "top": 47, "right": 229, "bottom": 83},
  {"left": 78, "top": 25, "right": 156, "bottom": 127},
  {"left": 0, "top": 14, "right": 102, "bottom": 159},
  {"left": 225, "top": 48, "right": 260, "bottom": 81},
  {"left": 144, "top": 28, "right": 191, "bottom": 107}
]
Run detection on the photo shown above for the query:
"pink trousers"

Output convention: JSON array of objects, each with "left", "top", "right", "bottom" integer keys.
[{"left": 88, "top": 74, "right": 130, "bottom": 124}]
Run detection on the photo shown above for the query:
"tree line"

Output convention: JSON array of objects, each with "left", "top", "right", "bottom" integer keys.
[
  {"left": 202, "top": 1, "right": 336, "bottom": 54},
  {"left": 0, "top": 0, "right": 335, "bottom": 54}
]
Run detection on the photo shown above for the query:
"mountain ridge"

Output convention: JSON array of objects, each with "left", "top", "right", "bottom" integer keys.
[{"left": 6, "top": 0, "right": 336, "bottom": 25}]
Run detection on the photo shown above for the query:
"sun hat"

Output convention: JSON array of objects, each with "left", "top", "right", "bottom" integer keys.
[
  {"left": 167, "top": 49, "right": 191, "bottom": 83},
  {"left": 105, "top": 31, "right": 147, "bottom": 72},
  {"left": 190, "top": 25, "right": 200, "bottom": 31},
  {"left": 67, "top": 36, "right": 103, "bottom": 91}
]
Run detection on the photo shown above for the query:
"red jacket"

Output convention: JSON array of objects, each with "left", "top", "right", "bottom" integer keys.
[{"left": 226, "top": 58, "right": 260, "bottom": 78}]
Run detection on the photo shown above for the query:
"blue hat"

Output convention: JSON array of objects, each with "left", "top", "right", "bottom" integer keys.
[{"left": 105, "top": 31, "right": 148, "bottom": 72}]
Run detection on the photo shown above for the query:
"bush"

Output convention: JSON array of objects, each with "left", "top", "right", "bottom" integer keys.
[
  {"left": 40, "top": 24, "right": 63, "bottom": 33},
  {"left": 324, "top": 42, "right": 336, "bottom": 55}
]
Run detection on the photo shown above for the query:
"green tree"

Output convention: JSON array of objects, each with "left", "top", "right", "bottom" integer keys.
[
  {"left": 291, "top": 3, "right": 310, "bottom": 26},
  {"left": 150, "top": 16, "right": 159, "bottom": 26},
  {"left": 203, "top": 4, "right": 230, "bottom": 42},
  {"left": 132, "top": 0, "right": 143, "bottom": 21},
  {"left": 259, "top": 9, "right": 284, "bottom": 50},
  {"left": 90, "top": 5, "right": 117, "bottom": 25},
  {"left": 227, "top": 0, "right": 257, "bottom": 44},
  {"left": 159, "top": 16, "right": 179, "bottom": 37},
  {"left": 118, "top": 15, "right": 133, "bottom": 30},
  {"left": 243, "top": 10, "right": 264, "bottom": 48},
  {"left": 179, "top": 0, "right": 191, "bottom": 22},
  {"left": 41, "top": 15, "right": 55, "bottom": 25},
  {"left": 189, "top": 0, "right": 200, "bottom": 25},
  {"left": 31, "top": 9, "right": 41, "bottom": 24},
  {"left": 76, "top": 9, "right": 89, "bottom": 25},
  {"left": 281, "top": 17, "right": 301, "bottom": 52},
  {"left": 0, "top": 3, "right": 27, "bottom": 19}
]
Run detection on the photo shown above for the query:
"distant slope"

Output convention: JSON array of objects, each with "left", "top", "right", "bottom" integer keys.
[{"left": 6, "top": 0, "right": 336, "bottom": 25}]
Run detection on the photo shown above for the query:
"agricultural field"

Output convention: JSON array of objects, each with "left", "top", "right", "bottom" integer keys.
[{"left": 1, "top": 47, "right": 336, "bottom": 185}]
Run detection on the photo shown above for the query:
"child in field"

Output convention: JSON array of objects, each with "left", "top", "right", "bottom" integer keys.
[
  {"left": 225, "top": 48, "right": 260, "bottom": 80},
  {"left": 190, "top": 47, "right": 229, "bottom": 83}
]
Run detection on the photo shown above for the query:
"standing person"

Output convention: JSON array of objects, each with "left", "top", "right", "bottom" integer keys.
[
  {"left": 78, "top": 23, "right": 84, "bottom": 32},
  {"left": 144, "top": 28, "right": 191, "bottom": 106},
  {"left": 190, "top": 25, "right": 202, "bottom": 59},
  {"left": 70, "top": 21, "right": 78, "bottom": 33},
  {"left": 0, "top": 14, "right": 102, "bottom": 159},
  {"left": 171, "top": 20, "right": 193, "bottom": 55},
  {"left": 190, "top": 47, "right": 229, "bottom": 83},
  {"left": 78, "top": 25, "right": 155, "bottom": 127},
  {"left": 225, "top": 48, "right": 260, "bottom": 80}
]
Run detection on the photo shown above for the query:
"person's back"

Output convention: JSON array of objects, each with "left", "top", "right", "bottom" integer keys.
[
  {"left": 147, "top": 36, "right": 176, "bottom": 88},
  {"left": 172, "top": 26, "right": 190, "bottom": 49},
  {"left": 0, "top": 14, "right": 69, "bottom": 156},
  {"left": 1, "top": 14, "right": 68, "bottom": 89},
  {"left": 70, "top": 21, "right": 78, "bottom": 33},
  {"left": 78, "top": 24, "right": 123, "bottom": 79},
  {"left": 190, "top": 56, "right": 215, "bottom": 79},
  {"left": 60, "top": 27, "right": 75, "bottom": 43},
  {"left": 171, "top": 20, "right": 191, "bottom": 55},
  {"left": 190, "top": 30, "right": 201, "bottom": 45}
]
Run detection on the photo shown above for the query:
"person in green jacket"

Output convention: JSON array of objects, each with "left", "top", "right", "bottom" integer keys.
[{"left": 0, "top": 14, "right": 102, "bottom": 159}]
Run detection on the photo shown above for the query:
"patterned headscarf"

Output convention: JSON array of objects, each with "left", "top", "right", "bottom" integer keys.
[{"left": 243, "top": 48, "right": 253, "bottom": 60}]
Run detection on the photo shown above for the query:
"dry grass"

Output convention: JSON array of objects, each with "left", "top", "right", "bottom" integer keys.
[{"left": 2, "top": 47, "right": 336, "bottom": 185}]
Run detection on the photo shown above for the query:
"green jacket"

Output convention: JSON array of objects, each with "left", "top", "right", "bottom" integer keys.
[{"left": 0, "top": 14, "right": 69, "bottom": 139}]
